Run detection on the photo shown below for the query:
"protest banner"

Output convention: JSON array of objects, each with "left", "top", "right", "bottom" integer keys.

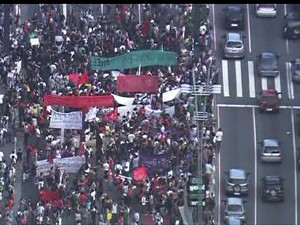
[
  {"left": 162, "top": 88, "right": 181, "bottom": 102},
  {"left": 117, "top": 105, "right": 139, "bottom": 119},
  {"left": 91, "top": 50, "right": 177, "bottom": 70},
  {"left": 144, "top": 105, "right": 175, "bottom": 117},
  {"left": 44, "top": 94, "right": 115, "bottom": 108},
  {"left": 49, "top": 110, "right": 83, "bottom": 130},
  {"left": 139, "top": 152, "right": 170, "bottom": 174},
  {"left": 112, "top": 94, "right": 135, "bottom": 106},
  {"left": 36, "top": 159, "right": 54, "bottom": 176},
  {"left": 117, "top": 75, "right": 159, "bottom": 93},
  {"left": 85, "top": 107, "right": 99, "bottom": 121},
  {"left": 30, "top": 38, "right": 40, "bottom": 46}
]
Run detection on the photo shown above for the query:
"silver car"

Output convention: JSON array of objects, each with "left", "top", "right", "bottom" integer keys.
[
  {"left": 256, "top": 4, "right": 277, "bottom": 17},
  {"left": 291, "top": 58, "right": 300, "bottom": 82},
  {"left": 261, "top": 139, "right": 282, "bottom": 162},
  {"left": 223, "top": 197, "right": 247, "bottom": 222},
  {"left": 225, "top": 169, "right": 249, "bottom": 196},
  {"left": 223, "top": 32, "right": 245, "bottom": 59}
]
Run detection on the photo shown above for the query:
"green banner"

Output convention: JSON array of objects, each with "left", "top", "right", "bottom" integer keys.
[{"left": 91, "top": 50, "right": 177, "bottom": 71}]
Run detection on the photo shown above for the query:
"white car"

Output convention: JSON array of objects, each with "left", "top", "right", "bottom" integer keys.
[{"left": 256, "top": 4, "right": 277, "bottom": 17}]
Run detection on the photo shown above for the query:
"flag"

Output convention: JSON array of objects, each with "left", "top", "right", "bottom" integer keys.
[
  {"left": 103, "top": 108, "right": 118, "bottom": 121},
  {"left": 133, "top": 165, "right": 148, "bottom": 181},
  {"left": 136, "top": 63, "right": 141, "bottom": 75},
  {"left": 78, "top": 71, "right": 89, "bottom": 85}
]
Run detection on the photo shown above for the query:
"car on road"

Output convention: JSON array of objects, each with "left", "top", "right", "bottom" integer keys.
[
  {"left": 257, "top": 52, "right": 279, "bottom": 77},
  {"left": 283, "top": 12, "right": 300, "bottom": 39},
  {"left": 261, "top": 176, "right": 284, "bottom": 202},
  {"left": 225, "top": 168, "right": 249, "bottom": 196},
  {"left": 223, "top": 197, "right": 247, "bottom": 222},
  {"left": 225, "top": 217, "right": 245, "bottom": 225},
  {"left": 258, "top": 89, "right": 280, "bottom": 113},
  {"left": 291, "top": 58, "right": 300, "bottom": 82},
  {"left": 256, "top": 4, "right": 277, "bottom": 17},
  {"left": 223, "top": 6, "right": 245, "bottom": 30},
  {"left": 260, "top": 139, "right": 282, "bottom": 163},
  {"left": 222, "top": 32, "right": 245, "bottom": 59}
]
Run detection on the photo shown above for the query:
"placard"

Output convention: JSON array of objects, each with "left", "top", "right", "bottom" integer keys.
[{"left": 49, "top": 110, "right": 83, "bottom": 129}]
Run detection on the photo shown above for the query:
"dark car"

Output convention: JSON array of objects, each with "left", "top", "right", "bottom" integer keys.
[
  {"left": 261, "top": 176, "right": 284, "bottom": 202},
  {"left": 223, "top": 6, "right": 245, "bottom": 30},
  {"left": 257, "top": 52, "right": 279, "bottom": 77},
  {"left": 258, "top": 89, "right": 280, "bottom": 113},
  {"left": 291, "top": 58, "right": 300, "bottom": 82},
  {"left": 225, "top": 168, "right": 249, "bottom": 196},
  {"left": 283, "top": 13, "right": 300, "bottom": 39}
]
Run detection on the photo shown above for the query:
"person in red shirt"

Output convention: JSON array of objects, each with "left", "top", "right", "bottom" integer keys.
[{"left": 79, "top": 191, "right": 87, "bottom": 206}]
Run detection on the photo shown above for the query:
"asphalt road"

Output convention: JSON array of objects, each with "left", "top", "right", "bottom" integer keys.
[{"left": 212, "top": 3, "right": 300, "bottom": 225}]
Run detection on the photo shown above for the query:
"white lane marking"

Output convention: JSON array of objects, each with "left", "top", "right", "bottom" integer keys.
[
  {"left": 222, "top": 60, "right": 230, "bottom": 97},
  {"left": 217, "top": 104, "right": 300, "bottom": 109},
  {"left": 284, "top": 4, "right": 289, "bottom": 54},
  {"left": 291, "top": 108, "right": 298, "bottom": 225},
  {"left": 287, "top": 62, "right": 295, "bottom": 99},
  {"left": 235, "top": 61, "right": 243, "bottom": 97},
  {"left": 246, "top": 4, "right": 252, "bottom": 53},
  {"left": 248, "top": 61, "right": 256, "bottom": 98},
  {"left": 252, "top": 107, "right": 257, "bottom": 225},
  {"left": 217, "top": 104, "right": 221, "bottom": 225},
  {"left": 212, "top": 4, "right": 217, "bottom": 51},
  {"left": 274, "top": 73, "right": 282, "bottom": 99},
  {"left": 261, "top": 77, "right": 268, "bottom": 90}
]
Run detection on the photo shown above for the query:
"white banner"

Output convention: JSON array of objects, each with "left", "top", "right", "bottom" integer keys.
[
  {"left": 118, "top": 105, "right": 139, "bottom": 119},
  {"left": 112, "top": 94, "right": 135, "bottom": 106},
  {"left": 36, "top": 156, "right": 86, "bottom": 175},
  {"left": 30, "top": 38, "right": 40, "bottom": 46},
  {"left": 85, "top": 107, "right": 99, "bottom": 121},
  {"left": 163, "top": 88, "right": 181, "bottom": 102},
  {"left": 50, "top": 110, "right": 83, "bottom": 129},
  {"left": 145, "top": 105, "right": 175, "bottom": 117}
]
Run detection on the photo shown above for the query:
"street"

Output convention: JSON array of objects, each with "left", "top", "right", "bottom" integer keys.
[{"left": 212, "top": 3, "right": 300, "bottom": 225}]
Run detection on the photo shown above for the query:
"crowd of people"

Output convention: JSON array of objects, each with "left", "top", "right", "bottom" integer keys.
[{"left": 0, "top": 3, "right": 218, "bottom": 225}]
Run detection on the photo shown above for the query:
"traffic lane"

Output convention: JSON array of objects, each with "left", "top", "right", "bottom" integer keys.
[
  {"left": 294, "top": 109, "right": 300, "bottom": 219},
  {"left": 255, "top": 108, "right": 296, "bottom": 225},
  {"left": 212, "top": 4, "right": 251, "bottom": 60},
  {"left": 218, "top": 106, "right": 255, "bottom": 225}
]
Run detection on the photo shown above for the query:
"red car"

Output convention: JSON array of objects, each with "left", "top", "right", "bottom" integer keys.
[{"left": 259, "top": 89, "right": 280, "bottom": 113}]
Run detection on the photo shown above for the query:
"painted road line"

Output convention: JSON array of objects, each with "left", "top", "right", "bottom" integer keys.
[
  {"left": 291, "top": 109, "right": 298, "bottom": 225},
  {"left": 284, "top": 4, "right": 289, "bottom": 54},
  {"left": 252, "top": 107, "right": 257, "bottom": 225},
  {"left": 287, "top": 62, "right": 295, "bottom": 99},
  {"left": 274, "top": 73, "right": 282, "bottom": 99},
  {"left": 217, "top": 105, "right": 221, "bottom": 225},
  {"left": 222, "top": 60, "right": 230, "bottom": 97},
  {"left": 248, "top": 61, "right": 256, "bottom": 98},
  {"left": 235, "top": 61, "right": 243, "bottom": 97},
  {"left": 217, "top": 104, "right": 300, "bottom": 109},
  {"left": 246, "top": 4, "right": 252, "bottom": 53},
  {"left": 212, "top": 4, "right": 217, "bottom": 51},
  {"left": 261, "top": 77, "right": 268, "bottom": 90}
]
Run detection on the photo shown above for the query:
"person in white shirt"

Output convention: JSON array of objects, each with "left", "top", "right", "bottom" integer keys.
[
  {"left": 214, "top": 128, "right": 223, "bottom": 153},
  {"left": 0, "top": 151, "right": 4, "bottom": 162}
]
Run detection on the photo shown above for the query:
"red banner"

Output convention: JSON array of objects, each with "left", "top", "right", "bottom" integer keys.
[
  {"left": 133, "top": 165, "right": 148, "bottom": 182},
  {"left": 117, "top": 75, "right": 158, "bottom": 93},
  {"left": 103, "top": 108, "right": 118, "bottom": 121},
  {"left": 43, "top": 95, "right": 114, "bottom": 107},
  {"left": 39, "top": 189, "right": 62, "bottom": 202},
  {"left": 69, "top": 71, "right": 89, "bottom": 86}
]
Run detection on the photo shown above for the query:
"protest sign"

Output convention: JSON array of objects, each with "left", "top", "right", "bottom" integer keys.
[
  {"left": 112, "top": 94, "right": 135, "bottom": 106},
  {"left": 49, "top": 110, "right": 83, "bottom": 130},
  {"left": 30, "top": 38, "right": 40, "bottom": 46},
  {"left": 85, "top": 107, "right": 99, "bottom": 121},
  {"left": 117, "top": 105, "right": 140, "bottom": 119},
  {"left": 91, "top": 50, "right": 177, "bottom": 70},
  {"left": 163, "top": 88, "right": 181, "bottom": 102},
  {"left": 117, "top": 75, "right": 159, "bottom": 93},
  {"left": 36, "top": 160, "right": 54, "bottom": 176},
  {"left": 144, "top": 105, "right": 175, "bottom": 117},
  {"left": 139, "top": 152, "right": 170, "bottom": 174}
]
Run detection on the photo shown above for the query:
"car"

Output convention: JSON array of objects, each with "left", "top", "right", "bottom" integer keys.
[
  {"left": 256, "top": 4, "right": 277, "bottom": 17},
  {"left": 257, "top": 52, "right": 279, "bottom": 77},
  {"left": 258, "top": 89, "right": 280, "bottom": 113},
  {"left": 260, "top": 139, "right": 282, "bottom": 162},
  {"left": 222, "top": 32, "right": 245, "bottom": 59},
  {"left": 291, "top": 58, "right": 300, "bottom": 82},
  {"left": 223, "top": 6, "right": 245, "bottom": 30},
  {"left": 223, "top": 197, "right": 247, "bottom": 222},
  {"left": 225, "top": 169, "right": 249, "bottom": 196},
  {"left": 225, "top": 217, "right": 245, "bottom": 225},
  {"left": 283, "top": 13, "right": 300, "bottom": 39},
  {"left": 261, "top": 176, "right": 284, "bottom": 202}
]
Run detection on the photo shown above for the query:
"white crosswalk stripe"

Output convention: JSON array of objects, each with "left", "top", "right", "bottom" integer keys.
[
  {"left": 274, "top": 74, "right": 282, "bottom": 99},
  {"left": 286, "top": 62, "right": 295, "bottom": 99},
  {"left": 248, "top": 61, "right": 256, "bottom": 98},
  {"left": 235, "top": 61, "right": 243, "bottom": 97},
  {"left": 222, "top": 60, "right": 230, "bottom": 97},
  {"left": 261, "top": 77, "right": 268, "bottom": 90}
]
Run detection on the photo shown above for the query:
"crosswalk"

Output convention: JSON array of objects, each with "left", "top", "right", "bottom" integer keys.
[{"left": 221, "top": 60, "right": 294, "bottom": 99}]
